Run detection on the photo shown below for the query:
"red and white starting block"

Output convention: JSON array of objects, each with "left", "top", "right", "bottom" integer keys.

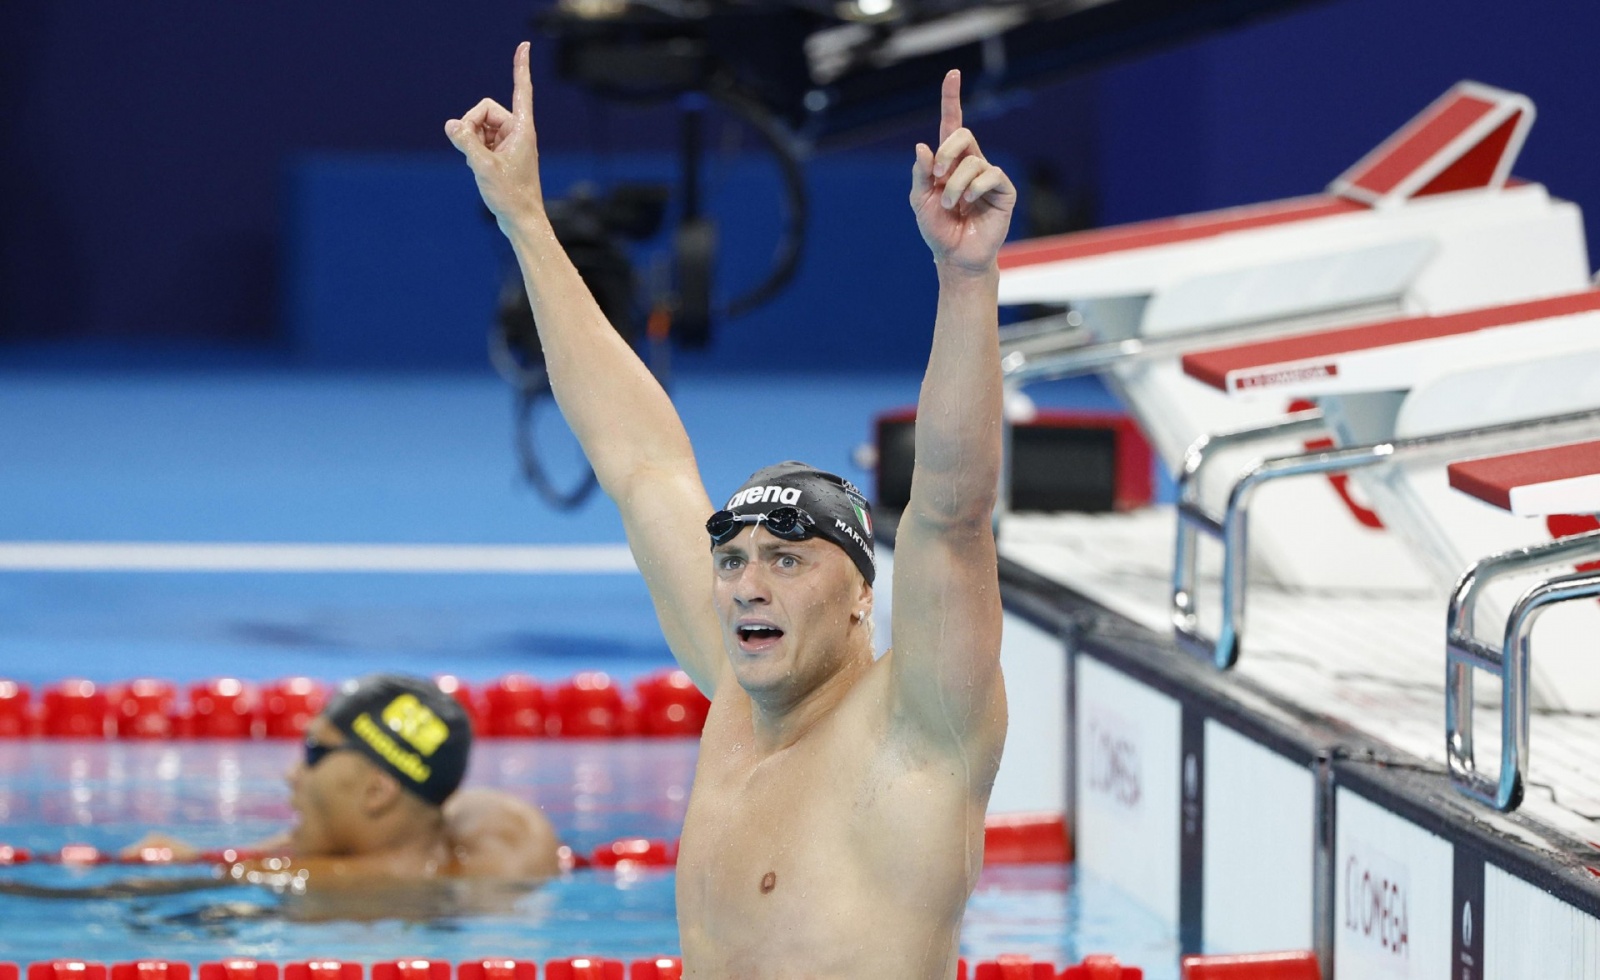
[
  {"left": 1170, "top": 293, "right": 1600, "bottom": 717},
  {"left": 1442, "top": 439, "right": 1600, "bottom": 809},
  {"left": 996, "top": 81, "right": 1590, "bottom": 600}
]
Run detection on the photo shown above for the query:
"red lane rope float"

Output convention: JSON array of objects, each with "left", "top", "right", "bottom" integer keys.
[
  {"left": 0, "top": 961, "right": 1148, "bottom": 980},
  {"left": 198, "top": 964, "right": 278, "bottom": 980},
  {"left": 1180, "top": 951, "right": 1320, "bottom": 979},
  {"left": 1, "top": 814, "right": 1070, "bottom": 871},
  {"left": 0, "top": 671, "right": 711, "bottom": 742}
]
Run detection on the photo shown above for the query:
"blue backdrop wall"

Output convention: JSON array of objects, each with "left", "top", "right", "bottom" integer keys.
[{"left": 3, "top": 0, "right": 1597, "bottom": 369}]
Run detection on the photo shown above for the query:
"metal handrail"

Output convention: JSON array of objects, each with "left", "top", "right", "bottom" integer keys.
[
  {"left": 1445, "top": 531, "right": 1600, "bottom": 811},
  {"left": 1171, "top": 406, "right": 1600, "bottom": 669}
]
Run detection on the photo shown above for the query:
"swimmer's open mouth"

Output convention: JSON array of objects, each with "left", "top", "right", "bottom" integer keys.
[{"left": 737, "top": 625, "right": 785, "bottom": 643}]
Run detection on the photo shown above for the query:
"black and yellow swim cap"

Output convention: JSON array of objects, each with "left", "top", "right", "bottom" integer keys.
[{"left": 323, "top": 674, "right": 472, "bottom": 806}]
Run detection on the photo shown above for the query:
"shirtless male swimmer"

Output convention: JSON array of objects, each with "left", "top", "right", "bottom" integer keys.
[
  {"left": 447, "top": 44, "right": 1011, "bottom": 979},
  {"left": 125, "top": 673, "right": 561, "bottom": 884}
]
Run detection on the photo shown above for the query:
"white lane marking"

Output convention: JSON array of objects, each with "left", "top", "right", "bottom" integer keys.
[{"left": 0, "top": 542, "right": 639, "bottom": 573}]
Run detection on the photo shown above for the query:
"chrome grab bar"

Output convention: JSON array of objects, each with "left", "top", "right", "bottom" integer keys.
[
  {"left": 1171, "top": 407, "right": 1600, "bottom": 669},
  {"left": 1445, "top": 531, "right": 1600, "bottom": 811},
  {"left": 1171, "top": 409, "right": 1330, "bottom": 668}
]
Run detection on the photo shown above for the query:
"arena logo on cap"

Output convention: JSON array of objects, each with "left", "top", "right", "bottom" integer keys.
[{"left": 727, "top": 485, "right": 803, "bottom": 509}]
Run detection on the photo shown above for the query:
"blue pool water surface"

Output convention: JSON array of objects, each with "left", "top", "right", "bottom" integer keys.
[{"left": 0, "top": 741, "right": 1178, "bottom": 975}]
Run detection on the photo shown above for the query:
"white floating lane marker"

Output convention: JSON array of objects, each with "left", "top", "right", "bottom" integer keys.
[{"left": 0, "top": 542, "right": 640, "bottom": 574}]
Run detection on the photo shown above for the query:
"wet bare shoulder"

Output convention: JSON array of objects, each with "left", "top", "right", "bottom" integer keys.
[{"left": 444, "top": 788, "right": 562, "bottom": 878}]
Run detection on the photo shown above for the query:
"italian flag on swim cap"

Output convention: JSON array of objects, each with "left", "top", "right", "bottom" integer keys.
[{"left": 853, "top": 503, "right": 872, "bottom": 536}]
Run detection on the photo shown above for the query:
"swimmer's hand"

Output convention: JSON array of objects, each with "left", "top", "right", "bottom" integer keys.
[
  {"left": 120, "top": 832, "right": 202, "bottom": 863},
  {"left": 911, "top": 70, "right": 1016, "bottom": 274},
  {"left": 445, "top": 41, "right": 546, "bottom": 230}
]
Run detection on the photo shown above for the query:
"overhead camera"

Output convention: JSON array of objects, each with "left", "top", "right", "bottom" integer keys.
[
  {"left": 491, "top": 183, "right": 667, "bottom": 510},
  {"left": 492, "top": 182, "right": 669, "bottom": 382}
]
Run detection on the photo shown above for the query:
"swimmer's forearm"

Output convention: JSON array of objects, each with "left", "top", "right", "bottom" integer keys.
[
  {"left": 501, "top": 215, "right": 698, "bottom": 485},
  {"left": 908, "top": 261, "right": 1002, "bottom": 526}
]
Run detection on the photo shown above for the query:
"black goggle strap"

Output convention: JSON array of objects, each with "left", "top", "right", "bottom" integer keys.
[{"left": 706, "top": 506, "right": 816, "bottom": 547}]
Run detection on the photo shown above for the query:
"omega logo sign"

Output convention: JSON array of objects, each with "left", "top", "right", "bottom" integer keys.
[
  {"left": 1343, "top": 846, "right": 1411, "bottom": 965},
  {"left": 1086, "top": 714, "right": 1141, "bottom": 809}
]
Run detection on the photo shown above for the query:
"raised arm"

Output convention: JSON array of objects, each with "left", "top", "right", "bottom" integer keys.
[
  {"left": 446, "top": 44, "right": 725, "bottom": 693},
  {"left": 889, "top": 70, "right": 1012, "bottom": 760}
]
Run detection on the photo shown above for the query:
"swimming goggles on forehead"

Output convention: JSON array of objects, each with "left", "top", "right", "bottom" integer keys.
[{"left": 705, "top": 506, "right": 818, "bottom": 547}]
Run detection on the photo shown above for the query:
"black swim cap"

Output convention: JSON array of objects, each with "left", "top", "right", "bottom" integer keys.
[
  {"left": 323, "top": 674, "right": 472, "bottom": 807},
  {"left": 719, "top": 461, "right": 876, "bottom": 585}
]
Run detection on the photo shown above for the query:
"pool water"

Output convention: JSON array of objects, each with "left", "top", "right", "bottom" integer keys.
[{"left": 0, "top": 739, "right": 1178, "bottom": 975}]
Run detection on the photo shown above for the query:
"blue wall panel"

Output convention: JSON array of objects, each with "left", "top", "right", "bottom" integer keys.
[{"left": 284, "top": 151, "right": 943, "bottom": 371}]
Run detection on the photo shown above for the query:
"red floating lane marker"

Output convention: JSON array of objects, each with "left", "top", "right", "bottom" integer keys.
[
  {"left": 0, "top": 845, "right": 32, "bottom": 865},
  {"left": 59, "top": 844, "right": 104, "bottom": 865},
  {"left": 456, "top": 962, "right": 536, "bottom": 980},
  {"left": 198, "top": 961, "right": 280, "bottom": 980},
  {"left": 552, "top": 673, "right": 626, "bottom": 739},
  {"left": 111, "top": 679, "right": 179, "bottom": 740},
  {"left": 627, "top": 958, "right": 682, "bottom": 980},
  {"left": 435, "top": 675, "right": 484, "bottom": 736},
  {"left": 556, "top": 845, "right": 592, "bottom": 872},
  {"left": 482, "top": 676, "right": 547, "bottom": 738},
  {"left": 44, "top": 680, "right": 110, "bottom": 739},
  {"left": 1061, "top": 954, "right": 1144, "bottom": 979},
  {"left": 973, "top": 955, "right": 1057, "bottom": 980},
  {"left": 590, "top": 838, "right": 676, "bottom": 869},
  {"left": 371, "top": 962, "right": 451, "bottom": 980},
  {"left": 633, "top": 670, "right": 709, "bottom": 737},
  {"left": 1, "top": 964, "right": 17, "bottom": 980},
  {"left": 1181, "top": 950, "right": 1319, "bottom": 980},
  {"left": 28, "top": 964, "right": 110, "bottom": 980},
  {"left": 126, "top": 846, "right": 178, "bottom": 865},
  {"left": 282, "top": 964, "right": 362, "bottom": 980},
  {"left": 0, "top": 680, "right": 31, "bottom": 739},
  {"left": 112, "top": 962, "right": 192, "bottom": 980},
  {"left": 262, "top": 678, "right": 328, "bottom": 740},
  {"left": 545, "top": 960, "right": 625, "bottom": 980},
  {"left": 983, "top": 812, "right": 1071, "bottom": 865},
  {"left": 189, "top": 679, "right": 262, "bottom": 740}
]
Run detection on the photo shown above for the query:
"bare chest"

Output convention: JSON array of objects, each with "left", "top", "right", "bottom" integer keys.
[{"left": 674, "top": 697, "right": 977, "bottom": 974}]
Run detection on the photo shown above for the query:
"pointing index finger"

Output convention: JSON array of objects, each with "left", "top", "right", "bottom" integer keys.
[
  {"left": 512, "top": 41, "right": 533, "bottom": 121},
  {"left": 938, "top": 69, "right": 961, "bottom": 145}
]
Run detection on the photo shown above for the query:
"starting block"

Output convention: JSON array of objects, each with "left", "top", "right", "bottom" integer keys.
[
  {"left": 996, "top": 81, "right": 1589, "bottom": 600},
  {"left": 1443, "top": 439, "right": 1600, "bottom": 808},
  {"left": 1172, "top": 292, "right": 1600, "bottom": 715}
]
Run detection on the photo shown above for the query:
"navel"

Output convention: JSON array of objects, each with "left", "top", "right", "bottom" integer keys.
[{"left": 760, "top": 871, "right": 776, "bottom": 894}]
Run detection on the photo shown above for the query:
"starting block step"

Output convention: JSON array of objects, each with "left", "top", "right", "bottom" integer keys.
[
  {"left": 1182, "top": 290, "right": 1600, "bottom": 397},
  {"left": 1449, "top": 439, "right": 1600, "bottom": 516}
]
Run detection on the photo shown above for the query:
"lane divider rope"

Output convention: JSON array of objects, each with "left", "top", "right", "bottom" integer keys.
[
  {"left": 0, "top": 671, "right": 710, "bottom": 740},
  {"left": 0, "top": 953, "right": 1158, "bottom": 980},
  {"left": 0, "top": 813, "right": 1071, "bottom": 870}
]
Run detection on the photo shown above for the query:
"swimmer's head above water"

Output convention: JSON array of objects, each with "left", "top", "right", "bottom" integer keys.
[
  {"left": 289, "top": 673, "right": 473, "bottom": 858},
  {"left": 121, "top": 672, "right": 560, "bottom": 881},
  {"left": 707, "top": 463, "right": 877, "bottom": 697},
  {"left": 320, "top": 673, "right": 472, "bottom": 806}
]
